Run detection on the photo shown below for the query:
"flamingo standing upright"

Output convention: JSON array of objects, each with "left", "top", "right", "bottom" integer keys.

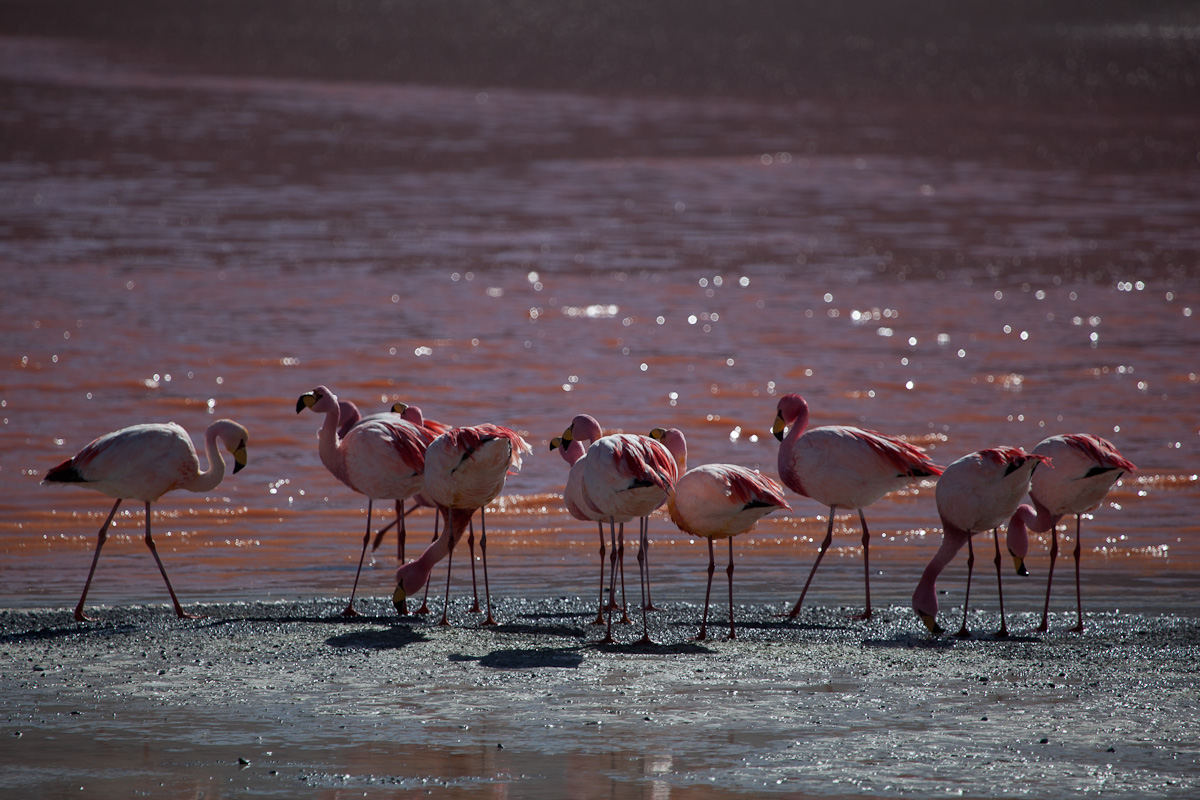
[
  {"left": 653, "top": 427, "right": 790, "bottom": 640},
  {"left": 42, "top": 418, "right": 249, "bottom": 621},
  {"left": 550, "top": 426, "right": 619, "bottom": 625},
  {"left": 1006, "top": 433, "right": 1136, "bottom": 632},
  {"left": 773, "top": 393, "right": 944, "bottom": 620},
  {"left": 564, "top": 415, "right": 678, "bottom": 644},
  {"left": 912, "top": 447, "right": 1048, "bottom": 637},
  {"left": 296, "top": 386, "right": 432, "bottom": 616},
  {"left": 392, "top": 423, "right": 530, "bottom": 625}
]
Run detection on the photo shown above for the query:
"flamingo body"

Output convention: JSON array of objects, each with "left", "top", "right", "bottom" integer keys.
[
  {"left": 43, "top": 418, "right": 249, "bottom": 621},
  {"left": 773, "top": 393, "right": 943, "bottom": 619},
  {"left": 913, "top": 447, "right": 1047, "bottom": 636}
]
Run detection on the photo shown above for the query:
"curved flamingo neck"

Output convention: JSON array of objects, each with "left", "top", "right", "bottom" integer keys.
[
  {"left": 558, "top": 437, "right": 587, "bottom": 466},
  {"left": 912, "top": 522, "right": 968, "bottom": 617},
  {"left": 184, "top": 424, "right": 227, "bottom": 493},
  {"left": 571, "top": 414, "right": 603, "bottom": 446},
  {"left": 314, "top": 402, "right": 349, "bottom": 481}
]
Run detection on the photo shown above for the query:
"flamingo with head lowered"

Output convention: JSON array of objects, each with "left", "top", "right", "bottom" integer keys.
[
  {"left": 652, "top": 427, "right": 790, "bottom": 640},
  {"left": 1006, "top": 433, "right": 1136, "bottom": 633},
  {"left": 913, "top": 446, "right": 1048, "bottom": 637},
  {"left": 773, "top": 393, "right": 944, "bottom": 620},
  {"left": 43, "top": 417, "right": 249, "bottom": 622},
  {"left": 296, "top": 385, "right": 433, "bottom": 616},
  {"left": 392, "top": 423, "right": 530, "bottom": 625}
]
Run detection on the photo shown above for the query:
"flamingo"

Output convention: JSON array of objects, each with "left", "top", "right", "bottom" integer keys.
[
  {"left": 1006, "top": 433, "right": 1136, "bottom": 632},
  {"left": 773, "top": 393, "right": 944, "bottom": 620},
  {"left": 564, "top": 415, "right": 678, "bottom": 644},
  {"left": 392, "top": 423, "right": 531, "bottom": 625},
  {"left": 549, "top": 432, "right": 616, "bottom": 625},
  {"left": 296, "top": 385, "right": 432, "bottom": 616},
  {"left": 42, "top": 418, "right": 249, "bottom": 622},
  {"left": 654, "top": 427, "right": 790, "bottom": 640},
  {"left": 912, "top": 447, "right": 1049, "bottom": 637}
]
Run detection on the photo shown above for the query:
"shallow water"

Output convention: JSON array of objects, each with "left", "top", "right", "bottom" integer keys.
[{"left": 2, "top": 26, "right": 1199, "bottom": 625}]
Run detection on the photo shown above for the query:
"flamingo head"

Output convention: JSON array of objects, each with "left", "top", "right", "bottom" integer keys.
[
  {"left": 772, "top": 394, "right": 810, "bottom": 441},
  {"left": 296, "top": 385, "right": 338, "bottom": 415},
  {"left": 563, "top": 414, "right": 603, "bottom": 448},
  {"left": 213, "top": 419, "right": 249, "bottom": 474},
  {"left": 649, "top": 427, "right": 688, "bottom": 472}
]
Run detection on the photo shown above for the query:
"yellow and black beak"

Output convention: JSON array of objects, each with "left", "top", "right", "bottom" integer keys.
[
  {"left": 918, "top": 611, "right": 944, "bottom": 635},
  {"left": 1011, "top": 552, "right": 1028, "bottom": 576},
  {"left": 391, "top": 402, "right": 408, "bottom": 414},
  {"left": 296, "top": 392, "right": 319, "bottom": 413},
  {"left": 231, "top": 440, "right": 248, "bottom": 474},
  {"left": 549, "top": 436, "right": 563, "bottom": 452},
  {"left": 392, "top": 583, "right": 407, "bottom": 613},
  {"left": 559, "top": 425, "right": 575, "bottom": 448},
  {"left": 772, "top": 411, "right": 787, "bottom": 442},
  {"left": 649, "top": 427, "right": 667, "bottom": 441}
]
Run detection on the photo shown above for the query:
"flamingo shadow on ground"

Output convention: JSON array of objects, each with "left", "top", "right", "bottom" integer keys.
[
  {"left": 449, "top": 647, "right": 585, "bottom": 669},
  {"left": 493, "top": 622, "right": 589, "bottom": 638},
  {"left": 324, "top": 625, "right": 429, "bottom": 650}
]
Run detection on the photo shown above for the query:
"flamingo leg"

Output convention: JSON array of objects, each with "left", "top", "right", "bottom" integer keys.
[
  {"left": 393, "top": 501, "right": 409, "bottom": 615},
  {"left": 439, "top": 509, "right": 459, "bottom": 626},
  {"left": 1071, "top": 514, "right": 1085, "bottom": 633},
  {"left": 603, "top": 518, "right": 619, "bottom": 643},
  {"left": 854, "top": 509, "right": 872, "bottom": 620},
  {"left": 642, "top": 516, "right": 656, "bottom": 611},
  {"left": 617, "top": 524, "right": 630, "bottom": 623},
  {"left": 1038, "top": 526, "right": 1060, "bottom": 632},
  {"left": 343, "top": 499, "right": 373, "bottom": 617},
  {"left": 696, "top": 538, "right": 715, "bottom": 641},
  {"left": 74, "top": 498, "right": 121, "bottom": 622},
  {"left": 993, "top": 527, "right": 1008, "bottom": 637},
  {"left": 726, "top": 538, "right": 737, "bottom": 640},
  {"left": 636, "top": 517, "right": 652, "bottom": 644},
  {"left": 592, "top": 522, "right": 606, "bottom": 625},
  {"left": 785, "top": 508, "right": 835, "bottom": 619},
  {"left": 956, "top": 535, "right": 975, "bottom": 638},
  {"left": 479, "top": 507, "right": 497, "bottom": 626},
  {"left": 370, "top": 500, "right": 415, "bottom": 552},
  {"left": 466, "top": 520, "right": 481, "bottom": 613},
  {"left": 141, "top": 502, "right": 199, "bottom": 620},
  {"left": 417, "top": 508, "right": 442, "bottom": 615}
]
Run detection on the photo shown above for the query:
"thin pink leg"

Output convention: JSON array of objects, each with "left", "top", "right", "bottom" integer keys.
[
  {"left": 617, "top": 524, "right": 630, "bottom": 623},
  {"left": 642, "top": 517, "right": 656, "bottom": 611},
  {"left": 854, "top": 509, "right": 873, "bottom": 620},
  {"left": 993, "top": 528, "right": 1008, "bottom": 637},
  {"left": 74, "top": 499, "right": 121, "bottom": 622},
  {"left": 1071, "top": 515, "right": 1085, "bottom": 633},
  {"left": 726, "top": 538, "right": 737, "bottom": 640},
  {"left": 956, "top": 536, "right": 975, "bottom": 638},
  {"left": 592, "top": 522, "right": 606, "bottom": 625},
  {"left": 1039, "top": 526, "right": 1060, "bottom": 632},
  {"left": 603, "top": 519, "right": 619, "bottom": 643},
  {"left": 342, "top": 499, "right": 373, "bottom": 617},
  {"left": 466, "top": 520, "right": 480, "bottom": 612},
  {"left": 784, "top": 508, "right": 835, "bottom": 619},
  {"left": 636, "top": 518, "right": 652, "bottom": 644},
  {"left": 417, "top": 508, "right": 441, "bottom": 615},
  {"left": 479, "top": 507, "right": 497, "bottom": 626},
  {"left": 696, "top": 539, "right": 715, "bottom": 641},
  {"left": 141, "top": 502, "right": 200, "bottom": 620}
]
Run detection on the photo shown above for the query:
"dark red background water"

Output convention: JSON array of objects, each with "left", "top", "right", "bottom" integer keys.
[{"left": 2, "top": 1, "right": 1198, "bottom": 618}]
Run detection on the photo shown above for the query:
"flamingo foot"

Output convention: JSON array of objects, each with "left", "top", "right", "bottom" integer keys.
[
  {"left": 644, "top": 603, "right": 658, "bottom": 612},
  {"left": 638, "top": 633, "right": 653, "bottom": 645},
  {"left": 954, "top": 626, "right": 971, "bottom": 639},
  {"left": 694, "top": 630, "right": 708, "bottom": 642},
  {"left": 469, "top": 601, "right": 481, "bottom": 613},
  {"left": 438, "top": 614, "right": 451, "bottom": 627},
  {"left": 415, "top": 601, "right": 430, "bottom": 615},
  {"left": 591, "top": 613, "right": 605, "bottom": 626},
  {"left": 852, "top": 609, "right": 873, "bottom": 621},
  {"left": 74, "top": 609, "right": 95, "bottom": 623},
  {"left": 175, "top": 610, "right": 204, "bottom": 620},
  {"left": 1036, "top": 620, "right": 1049, "bottom": 633},
  {"left": 995, "top": 626, "right": 1009, "bottom": 638},
  {"left": 1070, "top": 622, "right": 1084, "bottom": 633},
  {"left": 341, "top": 605, "right": 361, "bottom": 618}
]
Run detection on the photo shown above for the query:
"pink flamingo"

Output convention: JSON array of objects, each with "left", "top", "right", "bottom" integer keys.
[
  {"left": 912, "top": 447, "right": 1049, "bottom": 637},
  {"left": 773, "top": 393, "right": 944, "bottom": 620},
  {"left": 1007, "top": 433, "right": 1136, "bottom": 632},
  {"left": 296, "top": 386, "right": 432, "bottom": 616},
  {"left": 654, "top": 427, "right": 790, "bottom": 640},
  {"left": 392, "top": 423, "right": 531, "bottom": 625},
  {"left": 42, "top": 418, "right": 249, "bottom": 621},
  {"left": 550, "top": 427, "right": 620, "bottom": 625},
  {"left": 565, "top": 416, "right": 678, "bottom": 643}
]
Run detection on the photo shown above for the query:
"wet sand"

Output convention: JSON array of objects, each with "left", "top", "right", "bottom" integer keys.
[{"left": 3, "top": 597, "right": 1198, "bottom": 798}]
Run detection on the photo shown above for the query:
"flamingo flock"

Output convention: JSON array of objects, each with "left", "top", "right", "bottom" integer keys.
[{"left": 41, "top": 389, "right": 1137, "bottom": 640}]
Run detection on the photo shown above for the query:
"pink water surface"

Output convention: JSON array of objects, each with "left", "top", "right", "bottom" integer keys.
[{"left": 2, "top": 35, "right": 1198, "bottom": 621}]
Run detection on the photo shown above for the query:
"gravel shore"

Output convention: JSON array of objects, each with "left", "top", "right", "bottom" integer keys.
[{"left": 2, "top": 597, "right": 1198, "bottom": 798}]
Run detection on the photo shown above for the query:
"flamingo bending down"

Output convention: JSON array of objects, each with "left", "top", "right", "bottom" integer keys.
[
  {"left": 550, "top": 426, "right": 620, "bottom": 625},
  {"left": 655, "top": 428, "right": 790, "bottom": 640},
  {"left": 1006, "top": 433, "right": 1136, "bottom": 632},
  {"left": 392, "top": 423, "right": 531, "bottom": 625},
  {"left": 912, "top": 447, "right": 1048, "bottom": 637},
  {"left": 773, "top": 393, "right": 944, "bottom": 620},
  {"left": 42, "top": 418, "right": 249, "bottom": 621},
  {"left": 296, "top": 386, "right": 432, "bottom": 616},
  {"left": 566, "top": 416, "right": 678, "bottom": 643}
]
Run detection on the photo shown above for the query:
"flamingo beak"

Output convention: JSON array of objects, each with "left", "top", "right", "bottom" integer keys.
[
  {"left": 392, "top": 583, "right": 407, "bottom": 613},
  {"left": 1011, "top": 552, "right": 1028, "bottom": 576},
  {"left": 391, "top": 402, "right": 408, "bottom": 414},
  {"left": 918, "top": 611, "right": 945, "bottom": 635},
  {"left": 296, "top": 393, "right": 317, "bottom": 413},
  {"left": 549, "top": 437, "right": 562, "bottom": 452},
  {"left": 771, "top": 412, "right": 787, "bottom": 442},
  {"left": 232, "top": 441, "right": 248, "bottom": 474}
]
